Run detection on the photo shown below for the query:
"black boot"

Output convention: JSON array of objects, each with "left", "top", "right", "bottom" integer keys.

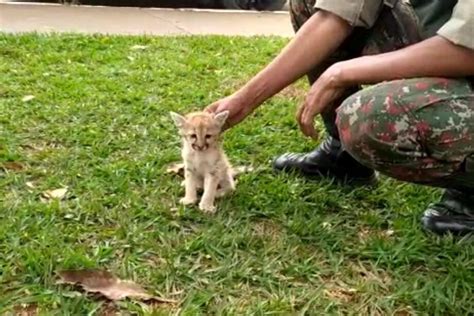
[
  {"left": 421, "top": 189, "right": 474, "bottom": 236},
  {"left": 273, "top": 136, "right": 376, "bottom": 184}
]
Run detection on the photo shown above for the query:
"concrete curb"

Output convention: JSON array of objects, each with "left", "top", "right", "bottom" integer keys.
[{"left": 0, "top": 2, "right": 294, "bottom": 37}]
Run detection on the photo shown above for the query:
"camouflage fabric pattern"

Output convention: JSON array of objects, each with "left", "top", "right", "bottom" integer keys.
[
  {"left": 289, "top": 0, "right": 474, "bottom": 188},
  {"left": 336, "top": 78, "right": 474, "bottom": 188},
  {"left": 289, "top": 0, "right": 421, "bottom": 57}
]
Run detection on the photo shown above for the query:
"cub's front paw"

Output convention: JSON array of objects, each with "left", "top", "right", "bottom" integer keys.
[
  {"left": 180, "top": 197, "right": 197, "bottom": 205},
  {"left": 199, "top": 202, "right": 216, "bottom": 213}
]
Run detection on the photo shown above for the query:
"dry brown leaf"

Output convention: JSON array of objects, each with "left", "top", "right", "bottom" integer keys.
[
  {"left": 231, "top": 165, "right": 255, "bottom": 177},
  {"left": 385, "top": 229, "right": 395, "bottom": 236},
  {"left": 99, "top": 280, "right": 153, "bottom": 300},
  {"left": 324, "top": 287, "right": 357, "bottom": 303},
  {"left": 322, "top": 222, "right": 332, "bottom": 229},
  {"left": 42, "top": 187, "right": 68, "bottom": 200},
  {"left": 13, "top": 303, "right": 38, "bottom": 316},
  {"left": 26, "top": 181, "right": 35, "bottom": 189},
  {"left": 22, "top": 95, "right": 35, "bottom": 102},
  {"left": 1, "top": 161, "right": 25, "bottom": 171},
  {"left": 97, "top": 302, "right": 120, "bottom": 316},
  {"left": 166, "top": 162, "right": 184, "bottom": 177},
  {"left": 57, "top": 269, "right": 177, "bottom": 304},
  {"left": 358, "top": 228, "right": 370, "bottom": 242}
]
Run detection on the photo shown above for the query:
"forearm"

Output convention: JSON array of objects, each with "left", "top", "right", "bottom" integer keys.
[
  {"left": 338, "top": 36, "right": 474, "bottom": 85},
  {"left": 236, "top": 10, "right": 353, "bottom": 108}
]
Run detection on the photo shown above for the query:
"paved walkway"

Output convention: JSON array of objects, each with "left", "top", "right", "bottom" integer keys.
[{"left": 0, "top": 2, "right": 294, "bottom": 37}]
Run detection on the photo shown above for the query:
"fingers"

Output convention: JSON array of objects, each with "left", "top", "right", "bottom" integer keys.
[
  {"left": 299, "top": 108, "right": 318, "bottom": 139},
  {"left": 223, "top": 109, "right": 247, "bottom": 130},
  {"left": 205, "top": 101, "right": 235, "bottom": 130},
  {"left": 297, "top": 100, "right": 318, "bottom": 139},
  {"left": 204, "top": 102, "right": 218, "bottom": 113},
  {"left": 296, "top": 102, "right": 304, "bottom": 125}
]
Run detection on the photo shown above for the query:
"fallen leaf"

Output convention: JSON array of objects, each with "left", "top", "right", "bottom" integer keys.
[
  {"left": 1, "top": 161, "right": 25, "bottom": 171},
  {"left": 22, "top": 95, "right": 35, "bottom": 102},
  {"left": 100, "top": 281, "right": 154, "bottom": 300},
  {"left": 130, "top": 45, "right": 148, "bottom": 50},
  {"left": 58, "top": 269, "right": 115, "bottom": 287},
  {"left": 60, "top": 290, "right": 83, "bottom": 298},
  {"left": 324, "top": 287, "right": 357, "bottom": 303},
  {"left": 358, "top": 228, "right": 370, "bottom": 242},
  {"left": 322, "top": 222, "right": 332, "bottom": 229},
  {"left": 97, "top": 302, "right": 120, "bottom": 316},
  {"left": 166, "top": 162, "right": 184, "bottom": 177},
  {"left": 13, "top": 303, "right": 38, "bottom": 316},
  {"left": 231, "top": 165, "right": 255, "bottom": 177},
  {"left": 385, "top": 229, "right": 395, "bottom": 236},
  {"left": 42, "top": 187, "right": 68, "bottom": 200},
  {"left": 57, "top": 269, "right": 177, "bottom": 303},
  {"left": 25, "top": 181, "right": 35, "bottom": 189}
]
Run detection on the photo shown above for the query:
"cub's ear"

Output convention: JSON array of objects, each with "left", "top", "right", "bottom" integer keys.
[
  {"left": 169, "top": 111, "right": 187, "bottom": 128},
  {"left": 214, "top": 110, "right": 229, "bottom": 127}
]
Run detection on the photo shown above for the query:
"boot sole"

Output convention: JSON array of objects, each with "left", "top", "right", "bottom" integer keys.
[
  {"left": 421, "top": 214, "right": 474, "bottom": 236},
  {"left": 273, "top": 165, "right": 378, "bottom": 186}
]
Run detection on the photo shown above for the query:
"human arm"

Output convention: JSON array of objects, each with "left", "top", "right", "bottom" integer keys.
[
  {"left": 299, "top": 35, "right": 474, "bottom": 138},
  {"left": 339, "top": 36, "right": 474, "bottom": 85},
  {"left": 206, "top": 10, "right": 353, "bottom": 128},
  {"left": 298, "top": 0, "right": 474, "bottom": 138}
]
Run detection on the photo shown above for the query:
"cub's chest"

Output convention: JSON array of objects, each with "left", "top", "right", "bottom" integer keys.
[{"left": 184, "top": 153, "right": 219, "bottom": 175}]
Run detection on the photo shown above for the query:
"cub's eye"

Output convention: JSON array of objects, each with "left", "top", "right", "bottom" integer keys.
[
  {"left": 189, "top": 134, "right": 197, "bottom": 139},
  {"left": 205, "top": 134, "right": 212, "bottom": 139}
]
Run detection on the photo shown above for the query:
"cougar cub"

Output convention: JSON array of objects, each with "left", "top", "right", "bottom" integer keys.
[{"left": 170, "top": 110, "right": 235, "bottom": 213}]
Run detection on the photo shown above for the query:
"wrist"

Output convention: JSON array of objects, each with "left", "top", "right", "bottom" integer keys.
[
  {"left": 323, "top": 62, "right": 349, "bottom": 88},
  {"left": 331, "top": 57, "right": 375, "bottom": 86},
  {"left": 234, "top": 81, "right": 267, "bottom": 109}
]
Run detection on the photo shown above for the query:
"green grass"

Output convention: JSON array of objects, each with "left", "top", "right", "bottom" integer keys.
[{"left": 0, "top": 33, "right": 473, "bottom": 315}]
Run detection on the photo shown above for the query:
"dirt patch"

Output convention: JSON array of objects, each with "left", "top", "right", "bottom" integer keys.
[
  {"left": 1, "top": 161, "right": 26, "bottom": 172},
  {"left": 276, "top": 84, "right": 307, "bottom": 101},
  {"left": 13, "top": 304, "right": 38, "bottom": 316},
  {"left": 98, "top": 302, "right": 119, "bottom": 316},
  {"left": 358, "top": 227, "right": 395, "bottom": 243},
  {"left": 252, "top": 219, "right": 284, "bottom": 243},
  {"left": 349, "top": 261, "right": 392, "bottom": 289},
  {"left": 323, "top": 285, "right": 357, "bottom": 303}
]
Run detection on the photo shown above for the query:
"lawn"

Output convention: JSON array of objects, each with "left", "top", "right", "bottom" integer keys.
[{"left": 0, "top": 33, "right": 473, "bottom": 315}]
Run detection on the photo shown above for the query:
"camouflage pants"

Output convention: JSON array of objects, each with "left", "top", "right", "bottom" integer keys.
[
  {"left": 337, "top": 78, "right": 474, "bottom": 191},
  {"left": 290, "top": 0, "right": 474, "bottom": 190}
]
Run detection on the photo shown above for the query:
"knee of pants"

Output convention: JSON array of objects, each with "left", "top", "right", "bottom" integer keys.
[
  {"left": 334, "top": 92, "right": 427, "bottom": 183},
  {"left": 335, "top": 96, "right": 379, "bottom": 168},
  {"left": 334, "top": 85, "right": 409, "bottom": 171},
  {"left": 334, "top": 78, "right": 474, "bottom": 184}
]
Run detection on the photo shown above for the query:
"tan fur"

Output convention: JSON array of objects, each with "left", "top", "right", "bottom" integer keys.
[{"left": 170, "top": 110, "right": 234, "bottom": 213}]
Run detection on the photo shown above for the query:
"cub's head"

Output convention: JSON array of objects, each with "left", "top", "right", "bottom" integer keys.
[{"left": 170, "top": 110, "right": 229, "bottom": 151}]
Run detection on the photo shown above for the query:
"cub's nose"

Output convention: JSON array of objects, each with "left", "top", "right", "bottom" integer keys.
[{"left": 192, "top": 144, "right": 208, "bottom": 151}]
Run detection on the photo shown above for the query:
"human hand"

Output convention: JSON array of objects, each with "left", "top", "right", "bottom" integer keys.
[
  {"left": 205, "top": 93, "right": 254, "bottom": 130},
  {"left": 297, "top": 64, "right": 347, "bottom": 139}
]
